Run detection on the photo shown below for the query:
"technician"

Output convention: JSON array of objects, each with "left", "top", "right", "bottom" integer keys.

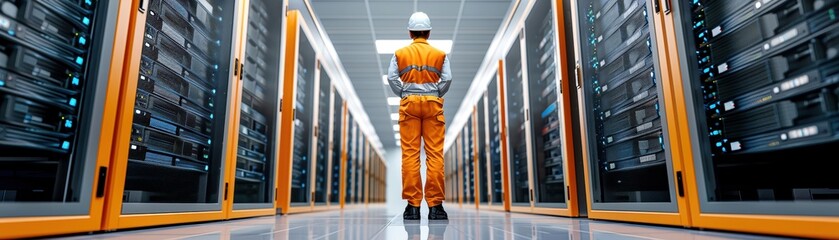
[{"left": 387, "top": 11, "right": 452, "bottom": 220}]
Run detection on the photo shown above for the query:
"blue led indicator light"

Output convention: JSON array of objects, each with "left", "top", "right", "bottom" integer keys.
[
  {"left": 0, "top": 80, "right": 4, "bottom": 87},
  {"left": 76, "top": 57, "right": 84, "bottom": 65},
  {"left": 69, "top": 98, "right": 78, "bottom": 106},
  {"left": 72, "top": 77, "right": 80, "bottom": 85},
  {"left": 62, "top": 141, "right": 70, "bottom": 150},
  {"left": 205, "top": 165, "right": 209, "bottom": 171},
  {"left": 7, "top": 30, "right": 14, "bottom": 36},
  {"left": 65, "top": 120, "right": 73, "bottom": 128},
  {"left": 83, "top": 17, "right": 90, "bottom": 25},
  {"left": 86, "top": 0, "right": 92, "bottom": 5},
  {"left": 79, "top": 36, "right": 87, "bottom": 45},
  {"left": 716, "top": 142, "right": 722, "bottom": 147}
]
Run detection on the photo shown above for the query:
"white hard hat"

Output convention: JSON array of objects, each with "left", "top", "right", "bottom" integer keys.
[{"left": 407, "top": 12, "right": 432, "bottom": 31}]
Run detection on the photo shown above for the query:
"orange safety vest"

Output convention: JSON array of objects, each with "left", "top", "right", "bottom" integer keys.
[{"left": 395, "top": 38, "right": 446, "bottom": 84}]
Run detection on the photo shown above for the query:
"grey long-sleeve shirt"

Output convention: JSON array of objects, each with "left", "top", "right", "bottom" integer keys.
[{"left": 386, "top": 55, "right": 452, "bottom": 98}]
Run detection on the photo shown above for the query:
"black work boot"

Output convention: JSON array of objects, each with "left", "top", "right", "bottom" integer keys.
[
  {"left": 403, "top": 204, "right": 420, "bottom": 220},
  {"left": 428, "top": 204, "right": 448, "bottom": 220}
]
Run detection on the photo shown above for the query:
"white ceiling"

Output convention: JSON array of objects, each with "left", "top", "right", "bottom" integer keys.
[{"left": 310, "top": 0, "right": 513, "bottom": 150}]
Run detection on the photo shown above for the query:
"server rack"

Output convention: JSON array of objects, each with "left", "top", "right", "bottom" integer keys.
[
  {"left": 522, "top": 0, "right": 580, "bottom": 216},
  {"left": 352, "top": 133, "right": 363, "bottom": 204},
  {"left": 340, "top": 113, "right": 353, "bottom": 208},
  {"left": 455, "top": 132, "right": 464, "bottom": 205},
  {"left": 490, "top": 65, "right": 512, "bottom": 211},
  {"left": 667, "top": 0, "right": 839, "bottom": 237},
  {"left": 569, "top": 0, "right": 687, "bottom": 225},
  {"left": 503, "top": 36, "right": 534, "bottom": 209},
  {"left": 105, "top": 0, "right": 243, "bottom": 229},
  {"left": 226, "top": 0, "right": 286, "bottom": 219},
  {"left": 0, "top": 0, "right": 128, "bottom": 238},
  {"left": 355, "top": 137, "right": 363, "bottom": 205},
  {"left": 462, "top": 123, "right": 475, "bottom": 204},
  {"left": 363, "top": 140, "right": 370, "bottom": 204},
  {"left": 344, "top": 120, "right": 356, "bottom": 205},
  {"left": 329, "top": 90, "right": 345, "bottom": 206},
  {"left": 446, "top": 140, "right": 453, "bottom": 203},
  {"left": 312, "top": 64, "right": 331, "bottom": 207},
  {"left": 476, "top": 99, "right": 490, "bottom": 205},
  {"left": 278, "top": 10, "right": 318, "bottom": 214}
]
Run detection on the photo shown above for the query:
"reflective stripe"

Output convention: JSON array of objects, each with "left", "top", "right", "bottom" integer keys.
[{"left": 398, "top": 65, "right": 441, "bottom": 76}]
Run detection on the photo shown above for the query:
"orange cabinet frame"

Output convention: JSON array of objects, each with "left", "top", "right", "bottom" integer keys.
[
  {"left": 0, "top": 0, "right": 134, "bottom": 238},
  {"left": 658, "top": 0, "right": 839, "bottom": 238},
  {"left": 103, "top": 0, "right": 247, "bottom": 231}
]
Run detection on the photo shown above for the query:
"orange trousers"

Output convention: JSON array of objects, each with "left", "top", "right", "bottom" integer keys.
[{"left": 399, "top": 95, "right": 446, "bottom": 207}]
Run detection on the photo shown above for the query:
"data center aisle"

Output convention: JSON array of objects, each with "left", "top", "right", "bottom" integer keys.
[{"left": 50, "top": 206, "right": 791, "bottom": 240}]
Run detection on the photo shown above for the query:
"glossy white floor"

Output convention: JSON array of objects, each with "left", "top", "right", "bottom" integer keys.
[{"left": 50, "top": 204, "right": 792, "bottom": 240}]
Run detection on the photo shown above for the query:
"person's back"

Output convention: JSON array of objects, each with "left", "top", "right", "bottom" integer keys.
[{"left": 386, "top": 12, "right": 451, "bottom": 221}]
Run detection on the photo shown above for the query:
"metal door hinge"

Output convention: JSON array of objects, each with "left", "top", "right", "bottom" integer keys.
[
  {"left": 239, "top": 63, "right": 244, "bottom": 80},
  {"left": 529, "top": 189, "right": 534, "bottom": 202},
  {"left": 138, "top": 0, "right": 149, "bottom": 13},
  {"left": 234, "top": 58, "right": 240, "bottom": 76},
  {"left": 574, "top": 63, "right": 582, "bottom": 89},
  {"left": 559, "top": 79, "right": 563, "bottom": 94}
]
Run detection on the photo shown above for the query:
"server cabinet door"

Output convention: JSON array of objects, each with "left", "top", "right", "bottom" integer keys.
[
  {"left": 355, "top": 138, "right": 364, "bottom": 204},
  {"left": 312, "top": 67, "right": 331, "bottom": 205},
  {"left": 352, "top": 134, "right": 360, "bottom": 204},
  {"left": 573, "top": 0, "right": 679, "bottom": 212},
  {"left": 464, "top": 124, "right": 475, "bottom": 203},
  {"left": 289, "top": 27, "right": 316, "bottom": 207},
  {"left": 487, "top": 75, "right": 507, "bottom": 207},
  {"left": 674, "top": 0, "right": 839, "bottom": 217},
  {"left": 525, "top": 0, "right": 568, "bottom": 208},
  {"left": 116, "top": 0, "right": 240, "bottom": 216},
  {"left": 0, "top": 0, "right": 124, "bottom": 237},
  {"left": 329, "top": 93, "right": 344, "bottom": 204},
  {"left": 504, "top": 37, "right": 533, "bottom": 206},
  {"left": 477, "top": 98, "right": 490, "bottom": 204},
  {"left": 344, "top": 120, "right": 356, "bottom": 204},
  {"left": 230, "top": 0, "right": 284, "bottom": 211}
]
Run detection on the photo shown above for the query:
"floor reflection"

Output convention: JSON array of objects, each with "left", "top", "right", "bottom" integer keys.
[{"left": 52, "top": 204, "right": 792, "bottom": 240}]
